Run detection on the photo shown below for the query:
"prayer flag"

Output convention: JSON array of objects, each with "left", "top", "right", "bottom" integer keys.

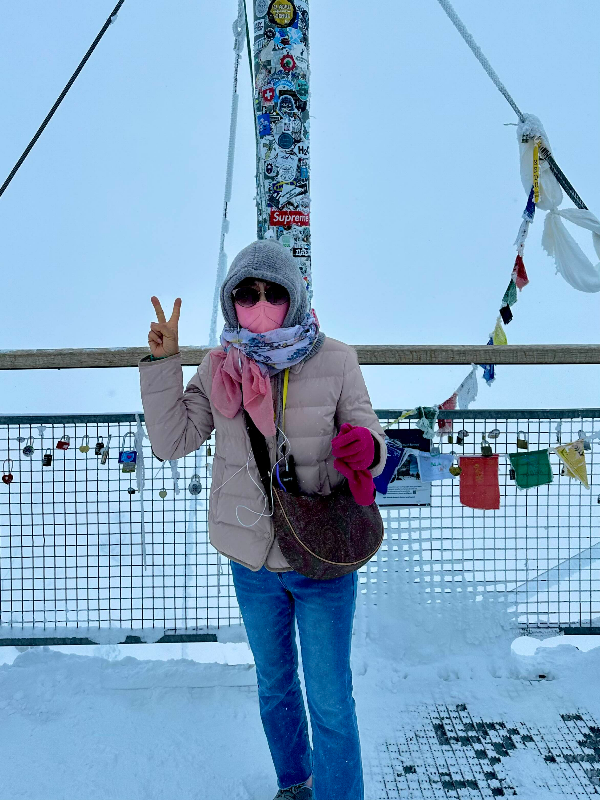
[
  {"left": 555, "top": 439, "right": 589, "bottom": 489},
  {"left": 437, "top": 392, "right": 457, "bottom": 435},
  {"left": 417, "top": 453, "right": 455, "bottom": 481},
  {"left": 415, "top": 406, "right": 439, "bottom": 439},
  {"left": 512, "top": 254, "right": 529, "bottom": 290},
  {"left": 509, "top": 449, "right": 553, "bottom": 490},
  {"left": 491, "top": 317, "right": 507, "bottom": 346},
  {"left": 502, "top": 280, "right": 518, "bottom": 308},
  {"left": 459, "top": 455, "right": 500, "bottom": 510},
  {"left": 456, "top": 366, "right": 479, "bottom": 410}
]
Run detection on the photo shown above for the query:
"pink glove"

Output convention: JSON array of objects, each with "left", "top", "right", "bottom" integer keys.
[
  {"left": 334, "top": 459, "right": 376, "bottom": 506},
  {"left": 331, "top": 423, "right": 375, "bottom": 471}
]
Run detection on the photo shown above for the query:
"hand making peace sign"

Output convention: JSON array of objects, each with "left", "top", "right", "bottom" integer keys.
[{"left": 148, "top": 296, "right": 182, "bottom": 358}]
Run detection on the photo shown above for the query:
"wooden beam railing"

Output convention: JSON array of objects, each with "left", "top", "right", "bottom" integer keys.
[{"left": 0, "top": 344, "right": 599, "bottom": 370}]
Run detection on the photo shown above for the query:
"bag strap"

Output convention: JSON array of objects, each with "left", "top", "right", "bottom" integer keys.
[
  {"left": 243, "top": 367, "right": 290, "bottom": 514},
  {"left": 243, "top": 409, "right": 274, "bottom": 513}
]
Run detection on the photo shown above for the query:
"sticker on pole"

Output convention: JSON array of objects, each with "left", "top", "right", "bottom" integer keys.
[
  {"left": 270, "top": 208, "right": 310, "bottom": 227},
  {"left": 268, "top": 0, "right": 297, "bottom": 27},
  {"left": 255, "top": 0, "right": 269, "bottom": 17}
]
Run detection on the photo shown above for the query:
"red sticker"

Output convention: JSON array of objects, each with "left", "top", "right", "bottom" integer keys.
[
  {"left": 262, "top": 86, "right": 275, "bottom": 104},
  {"left": 280, "top": 54, "right": 296, "bottom": 72},
  {"left": 270, "top": 209, "right": 310, "bottom": 227}
]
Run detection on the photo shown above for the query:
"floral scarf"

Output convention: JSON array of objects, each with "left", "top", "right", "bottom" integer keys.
[{"left": 210, "top": 312, "right": 320, "bottom": 437}]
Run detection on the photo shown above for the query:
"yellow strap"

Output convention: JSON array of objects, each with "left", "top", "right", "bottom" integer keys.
[
  {"left": 282, "top": 368, "right": 290, "bottom": 432},
  {"left": 533, "top": 141, "right": 540, "bottom": 204}
]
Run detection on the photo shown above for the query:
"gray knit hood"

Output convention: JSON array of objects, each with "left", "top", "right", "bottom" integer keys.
[{"left": 220, "top": 239, "right": 309, "bottom": 329}]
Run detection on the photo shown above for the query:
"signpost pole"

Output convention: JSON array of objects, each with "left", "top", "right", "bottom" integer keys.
[{"left": 251, "top": 0, "right": 313, "bottom": 304}]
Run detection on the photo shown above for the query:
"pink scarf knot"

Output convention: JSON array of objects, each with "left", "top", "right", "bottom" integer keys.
[{"left": 210, "top": 348, "right": 276, "bottom": 437}]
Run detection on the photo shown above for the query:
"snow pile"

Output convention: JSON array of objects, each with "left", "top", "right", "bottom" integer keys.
[{"left": 1, "top": 587, "right": 600, "bottom": 798}]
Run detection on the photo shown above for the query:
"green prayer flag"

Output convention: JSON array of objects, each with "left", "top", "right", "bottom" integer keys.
[
  {"left": 502, "top": 279, "right": 518, "bottom": 308},
  {"left": 509, "top": 449, "right": 553, "bottom": 490}
]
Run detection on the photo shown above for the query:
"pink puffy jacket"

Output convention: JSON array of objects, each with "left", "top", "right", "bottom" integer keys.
[{"left": 139, "top": 336, "right": 387, "bottom": 572}]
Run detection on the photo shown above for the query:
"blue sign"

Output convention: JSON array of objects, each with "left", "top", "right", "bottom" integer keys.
[{"left": 258, "top": 113, "right": 272, "bottom": 137}]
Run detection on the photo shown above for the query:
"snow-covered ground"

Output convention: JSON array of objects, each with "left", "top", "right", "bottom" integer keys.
[{"left": 2, "top": 583, "right": 600, "bottom": 799}]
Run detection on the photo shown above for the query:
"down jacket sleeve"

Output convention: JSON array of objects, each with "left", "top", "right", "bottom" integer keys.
[
  {"left": 334, "top": 347, "right": 387, "bottom": 478},
  {"left": 139, "top": 353, "right": 214, "bottom": 461}
]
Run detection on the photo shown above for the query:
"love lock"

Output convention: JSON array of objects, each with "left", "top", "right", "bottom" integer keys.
[
  {"left": 578, "top": 430, "right": 591, "bottom": 451},
  {"left": 516, "top": 431, "right": 529, "bottom": 450},
  {"left": 2, "top": 459, "right": 14, "bottom": 485},
  {"left": 56, "top": 434, "right": 70, "bottom": 451},
  {"left": 42, "top": 449, "right": 53, "bottom": 467},
  {"left": 487, "top": 428, "right": 501, "bottom": 440},
  {"left": 22, "top": 438, "right": 35, "bottom": 457},
  {"left": 188, "top": 474, "right": 203, "bottom": 496},
  {"left": 449, "top": 464, "right": 462, "bottom": 477},
  {"left": 118, "top": 433, "right": 137, "bottom": 473},
  {"left": 95, "top": 441, "right": 105, "bottom": 456},
  {"left": 100, "top": 435, "right": 112, "bottom": 465},
  {"left": 481, "top": 434, "right": 493, "bottom": 457},
  {"left": 509, "top": 468, "right": 516, "bottom": 481},
  {"left": 456, "top": 429, "right": 469, "bottom": 446},
  {"left": 159, "top": 488, "right": 168, "bottom": 499},
  {"left": 79, "top": 436, "right": 90, "bottom": 453}
]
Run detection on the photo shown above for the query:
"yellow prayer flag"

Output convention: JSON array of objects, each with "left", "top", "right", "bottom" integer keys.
[
  {"left": 555, "top": 439, "right": 589, "bottom": 489},
  {"left": 491, "top": 317, "right": 507, "bottom": 346}
]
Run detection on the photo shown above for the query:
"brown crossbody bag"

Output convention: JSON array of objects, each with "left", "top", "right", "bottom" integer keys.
[{"left": 242, "top": 370, "right": 384, "bottom": 580}]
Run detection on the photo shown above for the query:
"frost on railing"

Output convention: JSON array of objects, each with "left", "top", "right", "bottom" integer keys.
[{"left": 0, "top": 410, "right": 599, "bottom": 644}]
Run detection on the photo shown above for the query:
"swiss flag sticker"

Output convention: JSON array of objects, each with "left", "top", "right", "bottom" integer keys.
[{"left": 262, "top": 87, "right": 275, "bottom": 104}]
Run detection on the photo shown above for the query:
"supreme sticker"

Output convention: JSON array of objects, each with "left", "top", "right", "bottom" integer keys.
[{"left": 270, "top": 208, "right": 310, "bottom": 227}]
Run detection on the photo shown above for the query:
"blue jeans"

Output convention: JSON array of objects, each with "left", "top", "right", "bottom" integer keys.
[{"left": 230, "top": 561, "right": 364, "bottom": 800}]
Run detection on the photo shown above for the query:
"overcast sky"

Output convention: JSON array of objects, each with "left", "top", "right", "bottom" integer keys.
[{"left": 1, "top": 0, "right": 598, "bottom": 415}]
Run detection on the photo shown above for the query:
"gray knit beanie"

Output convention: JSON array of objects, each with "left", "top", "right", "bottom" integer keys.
[{"left": 220, "top": 239, "right": 308, "bottom": 329}]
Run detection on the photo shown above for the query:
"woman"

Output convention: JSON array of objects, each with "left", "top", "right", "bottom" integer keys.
[{"left": 140, "top": 239, "right": 387, "bottom": 800}]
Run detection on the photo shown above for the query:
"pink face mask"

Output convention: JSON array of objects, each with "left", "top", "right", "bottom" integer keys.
[{"left": 235, "top": 300, "right": 290, "bottom": 333}]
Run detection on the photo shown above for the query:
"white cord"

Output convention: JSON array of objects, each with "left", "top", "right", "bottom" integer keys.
[{"left": 211, "top": 425, "right": 293, "bottom": 529}]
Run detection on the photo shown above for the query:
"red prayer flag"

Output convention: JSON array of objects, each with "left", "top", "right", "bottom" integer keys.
[
  {"left": 511, "top": 254, "right": 529, "bottom": 290},
  {"left": 459, "top": 455, "right": 500, "bottom": 510},
  {"left": 437, "top": 392, "right": 457, "bottom": 435}
]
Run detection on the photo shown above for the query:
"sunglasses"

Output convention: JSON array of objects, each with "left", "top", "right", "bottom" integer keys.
[{"left": 232, "top": 283, "right": 289, "bottom": 308}]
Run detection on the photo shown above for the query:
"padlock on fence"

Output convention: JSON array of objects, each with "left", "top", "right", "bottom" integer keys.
[
  {"left": 509, "top": 468, "right": 516, "bottom": 480},
  {"left": 42, "top": 450, "right": 53, "bottom": 467},
  {"left": 118, "top": 433, "right": 137, "bottom": 473},
  {"left": 188, "top": 474, "right": 203, "bottom": 495},
  {"left": 56, "top": 434, "right": 70, "bottom": 451},
  {"left": 2, "top": 460, "right": 14, "bottom": 485},
  {"left": 95, "top": 441, "right": 105, "bottom": 456},
  {"left": 456, "top": 429, "right": 469, "bottom": 447},
  {"left": 22, "top": 438, "right": 35, "bottom": 457},
  {"left": 481, "top": 434, "right": 493, "bottom": 457},
  {"left": 449, "top": 464, "right": 462, "bottom": 477},
  {"left": 79, "top": 436, "right": 90, "bottom": 453},
  {"left": 100, "top": 435, "right": 112, "bottom": 465},
  {"left": 516, "top": 431, "right": 529, "bottom": 450}
]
